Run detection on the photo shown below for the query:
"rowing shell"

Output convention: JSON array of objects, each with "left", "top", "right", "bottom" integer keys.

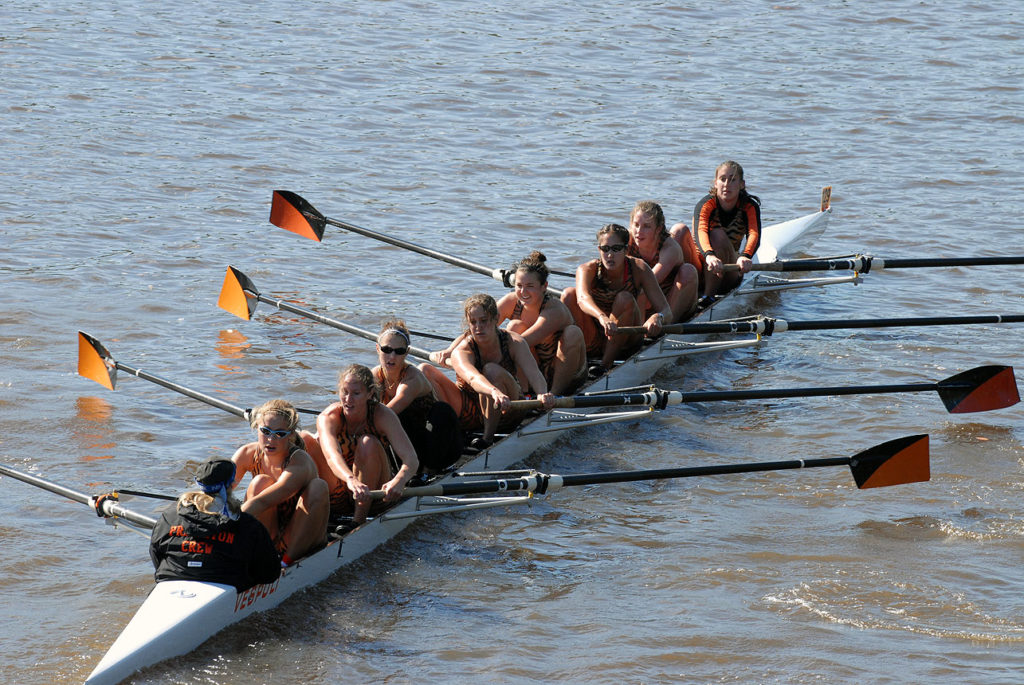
[{"left": 85, "top": 192, "right": 832, "bottom": 685}]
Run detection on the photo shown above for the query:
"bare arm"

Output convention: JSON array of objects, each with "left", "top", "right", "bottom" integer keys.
[
  {"left": 508, "top": 333, "right": 555, "bottom": 408},
  {"left": 635, "top": 262, "right": 670, "bottom": 336},
  {"left": 375, "top": 405, "right": 419, "bottom": 501},
  {"left": 384, "top": 365, "right": 434, "bottom": 415},
  {"left": 315, "top": 404, "right": 359, "bottom": 486},
  {"left": 574, "top": 261, "right": 615, "bottom": 334},
  {"left": 240, "top": 452, "right": 317, "bottom": 518}
]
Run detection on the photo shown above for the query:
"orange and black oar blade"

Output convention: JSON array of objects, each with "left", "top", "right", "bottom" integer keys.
[
  {"left": 78, "top": 331, "right": 117, "bottom": 390},
  {"left": 936, "top": 365, "right": 1019, "bottom": 413},
  {"left": 217, "top": 266, "right": 260, "bottom": 321},
  {"left": 849, "top": 434, "right": 929, "bottom": 489},
  {"left": 270, "top": 190, "right": 326, "bottom": 242}
]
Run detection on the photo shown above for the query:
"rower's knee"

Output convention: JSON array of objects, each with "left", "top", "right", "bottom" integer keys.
[
  {"left": 247, "top": 474, "right": 274, "bottom": 498},
  {"left": 669, "top": 222, "right": 689, "bottom": 243}
]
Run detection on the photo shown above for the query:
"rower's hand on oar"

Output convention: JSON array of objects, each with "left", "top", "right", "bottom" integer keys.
[
  {"left": 706, "top": 254, "right": 724, "bottom": 277},
  {"left": 538, "top": 392, "right": 556, "bottom": 410},
  {"left": 380, "top": 475, "right": 406, "bottom": 502},
  {"left": 643, "top": 313, "right": 665, "bottom": 338},
  {"left": 490, "top": 387, "right": 512, "bottom": 413},
  {"left": 736, "top": 255, "right": 753, "bottom": 274},
  {"left": 599, "top": 316, "right": 618, "bottom": 338},
  {"left": 429, "top": 349, "right": 453, "bottom": 368},
  {"left": 347, "top": 476, "right": 371, "bottom": 507}
]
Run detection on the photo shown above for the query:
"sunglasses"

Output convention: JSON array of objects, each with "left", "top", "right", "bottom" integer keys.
[
  {"left": 258, "top": 426, "right": 293, "bottom": 439},
  {"left": 599, "top": 243, "right": 627, "bottom": 253},
  {"left": 379, "top": 345, "right": 408, "bottom": 355}
]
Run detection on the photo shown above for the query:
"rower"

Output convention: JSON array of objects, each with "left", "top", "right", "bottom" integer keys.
[
  {"left": 422, "top": 293, "right": 556, "bottom": 449},
  {"left": 688, "top": 160, "right": 762, "bottom": 303},
  {"left": 230, "top": 399, "right": 330, "bottom": 567},
  {"left": 430, "top": 253, "right": 587, "bottom": 396},
  {"left": 149, "top": 458, "right": 281, "bottom": 591},
  {"left": 373, "top": 319, "right": 462, "bottom": 473},
  {"left": 314, "top": 364, "right": 419, "bottom": 524},
  {"left": 560, "top": 223, "right": 669, "bottom": 377},
  {"left": 627, "top": 200, "right": 699, "bottom": 322}
]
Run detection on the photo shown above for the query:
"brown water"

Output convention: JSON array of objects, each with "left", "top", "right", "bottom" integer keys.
[{"left": 2, "top": 1, "right": 1024, "bottom": 683}]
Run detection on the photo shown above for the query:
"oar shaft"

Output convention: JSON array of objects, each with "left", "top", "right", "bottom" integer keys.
[
  {"left": 0, "top": 464, "right": 158, "bottom": 529},
  {"left": 674, "top": 383, "right": 937, "bottom": 403},
  {"left": 255, "top": 293, "right": 432, "bottom": 361},
  {"left": 114, "top": 361, "right": 249, "bottom": 419},
  {"left": 325, "top": 217, "right": 504, "bottom": 282},
  {"left": 393, "top": 456, "right": 853, "bottom": 498},
  {"left": 650, "top": 313, "right": 1024, "bottom": 336},
  {"left": 873, "top": 256, "right": 1024, "bottom": 270},
  {"left": 323, "top": 217, "right": 565, "bottom": 295},
  {"left": 556, "top": 457, "right": 852, "bottom": 487},
  {"left": 735, "top": 255, "right": 1024, "bottom": 273},
  {"left": 512, "top": 382, "right": 941, "bottom": 411}
]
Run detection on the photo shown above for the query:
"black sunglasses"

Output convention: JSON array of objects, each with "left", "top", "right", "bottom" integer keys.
[
  {"left": 599, "top": 243, "right": 627, "bottom": 253},
  {"left": 379, "top": 345, "right": 409, "bottom": 355}
]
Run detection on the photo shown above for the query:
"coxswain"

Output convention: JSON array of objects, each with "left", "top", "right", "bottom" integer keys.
[
  {"left": 422, "top": 293, "right": 556, "bottom": 449},
  {"left": 230, "top": 399, "right": 330, "bottom": 567},
  {"left": 374, "top": 319, "right": 462, "bottom": 473},
  {"left": 314, "top": 364, "right": 419, "bottom": 524},
  {"left": 560, "top": 223, "right": 670, "bottom": 377},
  {"left": 690, "top": 160, "right": 762, "bottom": 302},
  {"left": 149, "top": 458, "right": 281, "bottom": 591},
  {"left": 627, "top": 200, "right": 699, "bottom": 321}
]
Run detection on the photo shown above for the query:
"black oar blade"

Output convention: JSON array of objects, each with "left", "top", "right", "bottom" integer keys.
[
  {"left": 936, "top": 365, "right": 1019, "bottom": 413},
  {"left": 849, "top": 434, "right": 929, "bottom": 489},
  {"left": 270, "top": 190, "right": 326, "bottom": 242},
  {"left": 77, "top": 331, "right": 117, "bottom": 390},
  {"left": 217, "top": 266, "right": 259, "bottom": 321}
]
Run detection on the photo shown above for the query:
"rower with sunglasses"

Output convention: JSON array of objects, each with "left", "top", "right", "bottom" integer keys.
[
  {"left": 561, "top": 223, "right": 670, "bottom": 377},
  {"left": 373, "top": 320, "right": 462, "bottom": 473},
  {"left": 229, "top": 399, "right": 330, "bottom": 567}
]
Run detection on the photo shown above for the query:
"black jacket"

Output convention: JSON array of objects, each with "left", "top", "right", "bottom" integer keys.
[{"left": 149, "top": 502, "right": 280, "bottom": 592}]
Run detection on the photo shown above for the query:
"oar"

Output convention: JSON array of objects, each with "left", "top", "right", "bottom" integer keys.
[
  {"left": 77, "top": 332, "right": 322, "bottom": 419},
  {"left": 218, "top": 266, "right": 441, "bottom": 359},
  {"left": 0, "top": 463, "right": 157, "bottom": 530},
  {"left": 371, "top": 434, "right": 929, "bottom": 499},
  {"left": 620, "top": 313, "right": 1024, "bottom": 337},
  {"left": 509, "top": 365, "right": 1018, "bottom": 414},
  {"left": 268, "top": 190, "right": 570, "bottom": 293},
  {"left": 726, "top": 254, "right": 1024, "bottom": 273}
]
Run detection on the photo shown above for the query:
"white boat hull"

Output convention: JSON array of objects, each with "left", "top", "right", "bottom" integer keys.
[{"left": 86, "top": 202, "right": 831, "bottom": 685}]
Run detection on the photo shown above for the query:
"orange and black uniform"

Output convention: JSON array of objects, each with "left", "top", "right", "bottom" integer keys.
[
  {"left": 149, "top": 504, "right": 280, "bottom": 592},
  {"left": 628, "top": 230, "right": 680, "bottom": 303},
  {"left": 693, "top": 193, "right": 762, "bottom": 260},
  {"left": 327, "top": 401, "right": 393, "bottom": 514},
  {"left": 455, "top": 329, "right": 519, "bottom": 431}
]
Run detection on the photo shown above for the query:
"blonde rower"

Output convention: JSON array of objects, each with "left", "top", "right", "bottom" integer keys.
[
  {"left": 230, "top": 399, "right": 330, "bottom": 567},
  {"left": 315, "top": 364, "right": 419, "bottom": 524}
]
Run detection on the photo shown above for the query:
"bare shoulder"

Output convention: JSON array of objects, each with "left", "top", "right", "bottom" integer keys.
[{"left": 231, "top": 441, "right": 258, "bottom": 469}]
